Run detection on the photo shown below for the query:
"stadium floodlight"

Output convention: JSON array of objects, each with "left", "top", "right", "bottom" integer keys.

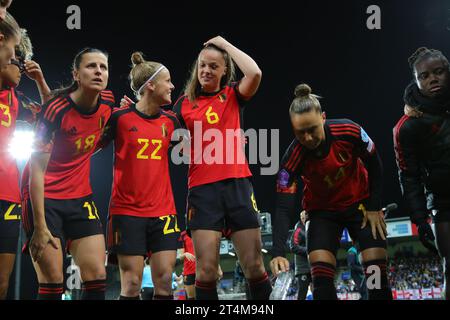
[{"left": 9, "top": 129, "right": 34, "bottom": 160}]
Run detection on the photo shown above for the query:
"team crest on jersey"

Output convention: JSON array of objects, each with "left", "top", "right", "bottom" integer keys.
[
  {"left": 360, "top": 127, "right": 374, "bottom": 153},
  {"left": 161, "top": 123, "right": 168, "bottom": 138},
  {"left": 219, "top": 94, "right": 227, "bottom": 103}
]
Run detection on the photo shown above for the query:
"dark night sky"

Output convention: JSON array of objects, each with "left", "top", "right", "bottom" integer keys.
[{"left": 9, "top": 0, "right": 450, "bottom": 229}]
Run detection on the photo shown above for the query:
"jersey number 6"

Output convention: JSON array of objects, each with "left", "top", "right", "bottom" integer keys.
[{"left": 205, "top": 106, "right": 220, "bottom": 125}]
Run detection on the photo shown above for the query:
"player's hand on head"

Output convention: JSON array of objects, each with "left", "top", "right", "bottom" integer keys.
[
  {"left": 24, "top": 60, "right": 44, "bottom": 81},
  {"left": 29, "top": 227, "right": 59, "bottom": 262},
  {"left": 361, "top": 210, "right": 387, "bottom": 240},
  {"left": 204, "top": 36, "right": 230, "bottom": 50},
  {"left": 269, "top": 257, "right": 290, "bottom": 276},
  {"left": 404, "top": 104, "right": 423, "bottom": 118}
]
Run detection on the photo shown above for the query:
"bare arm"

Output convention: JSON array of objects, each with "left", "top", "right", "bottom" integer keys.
[
  {"left": 25, "top": 60, "right": 52, "bottom": 104},
  {"left": 29, "top": 151, "right": 59, "bottom": 261},
  {"left": 30, "top": 152, "right": 50, "bottom": 229},
  {"left": 204, "top": 36, "right": 262, "bottom": 99}
]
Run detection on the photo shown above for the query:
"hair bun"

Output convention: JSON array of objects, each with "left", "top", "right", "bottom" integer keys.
[
  {"left": 131, "top": 52, "right": 145, "bottom": 67},
  {"left": 294, "top": 83, "right": 312, "bottom": 98}
]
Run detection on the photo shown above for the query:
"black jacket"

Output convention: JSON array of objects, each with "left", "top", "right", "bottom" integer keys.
[
  {"left": 289, "top": 221, "right": 310, "bottom": 275},
  {"left": 394, "top": 83, "right": 450, "bottom": 224},
  {"left": 394, "top": 113, "right": 450, "bottom": 223}
]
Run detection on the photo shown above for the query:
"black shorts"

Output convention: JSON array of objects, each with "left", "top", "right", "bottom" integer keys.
[
  {"left": 0, "top": 200, "right": 21, "bottom": 254},
  {"left": 107, "top": 214, "right": 180, "bottom": 259},
  {"left": 22, "top": 195, "right": 103, "bottom": 252},
  {"left": 306, "top": 202, "right": 387, "bottom": 255},
  {"left": 186, "top": 178, "right": 260, "bottom": 234},
  {"left": 184, "top": 273, "right": 196, "bottom": 286}
]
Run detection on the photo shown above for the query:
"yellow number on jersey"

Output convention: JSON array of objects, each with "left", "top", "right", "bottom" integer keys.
[
  {"left": 358, "top": 203, "right": 366, "bottom": 214},
  {"left": 0, "top": 104, "right": 12, "bottom": 128},
  {"left": 205, "top": 106, "right": 219, "bottom": 125},
  {"left": 4, "top": 204, "right": 20, "bottom": 221},
  {"left": 151, "top": 140, "right": 162, "bottom": 160},
  {"left": 137, "top": 139, "right": 162, "bottom": 160},
  {"left": 137, "top": 139, "right": 150, "bottom": 159},
  {"left": 323, "top": 167, "right": 346, "bottom": 189},
  {"left": 75, "top": 135, "right": 96, "bottom": 155},
  {"left": 84, "top": 202, "right": 99, "bottom": 220},
  {"left": 251, "top": 193, "right": 260, "bottom": 213},
  {"left": 159, "top": 215, "right": 180, "bottom": 235}
]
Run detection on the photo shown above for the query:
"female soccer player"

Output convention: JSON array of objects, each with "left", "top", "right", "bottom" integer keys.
[
  {"left": 0, "top": 12, "right": 20, "bottom": 68},
  {"left": 178, "top": 230, "right": 196, "bottom": 299},
  {"left": 0, "top": 0, "right": 12, "bottom": 21},
  {"left": 0, "top": 28, "right": 50, "bottom": 300},
  {"left": 394, "top": 47, "right": 450, "bottom": 299},
  {"left": 23, "top": 47, "right": 115, "bottom": 300},
  {"left": 173, "top": 36, "right": 271, "bottom": 300},
  {"left": 103, "top": 52, "right": 180, "bottom": 300},
  {"left": 270, "top": 83, "right": 392, "bottom": 300}
]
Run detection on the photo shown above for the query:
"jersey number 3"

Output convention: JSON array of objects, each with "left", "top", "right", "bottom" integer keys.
[{"left": 0, "top": 104, "right": 12, "bottom": 128}]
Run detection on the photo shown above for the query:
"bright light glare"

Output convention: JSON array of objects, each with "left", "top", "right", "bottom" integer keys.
[{"left": 9, "top": 130, "right": 35, "bottom": 160}]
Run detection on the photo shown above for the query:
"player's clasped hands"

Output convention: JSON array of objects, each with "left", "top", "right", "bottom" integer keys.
[
  {"left": 29, "top": 227, "right": 59, "bottom": 262},
  {"left": 362, "top": 210, "right": 388, "bottom": 240}
]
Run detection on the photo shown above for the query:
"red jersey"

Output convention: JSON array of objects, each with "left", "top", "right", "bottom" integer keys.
[
  {"left": 0, "top": 88, "right": 39, "bottom": 203},
  {"left": 179, "top": 231, "right": 195, "bottom": 276},
  {"left": 103, "top": 104, "right": 179, "bottom": 218},
  {"left": 23, "top": 91, "right": 115, "bottom": 200},
  {"left": 173, "top": 84, "right": 252, "bottom": 189},
  {"left": 277, "top": 119, "right": 380, "bottom": 212}
]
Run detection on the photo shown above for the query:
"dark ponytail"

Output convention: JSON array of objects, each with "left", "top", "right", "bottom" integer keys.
[{"left": 51, "top": 47, "right": 109, "bottom": 98}]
